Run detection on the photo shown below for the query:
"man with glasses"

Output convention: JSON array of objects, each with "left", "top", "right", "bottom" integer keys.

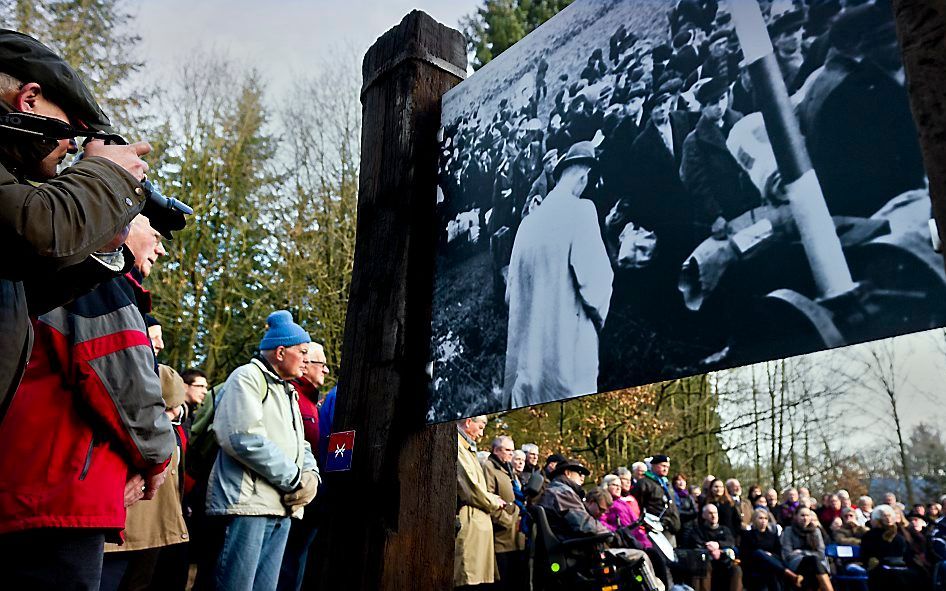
[
  {"left": 206, "top": 310, "right": 320, "bottom": 591},
  {"left": 278, "top": 342, "right": 329, "bottom": 591}
]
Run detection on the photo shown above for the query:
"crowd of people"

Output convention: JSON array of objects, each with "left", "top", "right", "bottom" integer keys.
[
  {"left": 454, "top": 421, "right": 946, "bottom": 591},
  {"left": 0, "top": 29, "right": 340, "bottom": 591},
  {"left": 437, "top": 0, "right": 928, "bottom": 406}
]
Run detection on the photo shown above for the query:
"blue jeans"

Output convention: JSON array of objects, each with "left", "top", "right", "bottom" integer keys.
[{"left": 216, "top": 515, "right": 291, "bottom": 591}]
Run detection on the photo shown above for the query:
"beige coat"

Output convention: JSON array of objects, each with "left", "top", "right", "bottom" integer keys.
[
  {"left": 482, "top": 454, "right": 525, "bottom": 553},
  {"left": 455, "top": 432, "right": 503, "bottom": 586},
  {"left": 105, "top": 446, "right": 188, "bottom": 552}
]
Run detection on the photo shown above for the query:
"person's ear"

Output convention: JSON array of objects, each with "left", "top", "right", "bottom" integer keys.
[
  {"left": 12, "top": 82, "right": 42, "bottom": 112},
  {"left": 275, "top": 346, "right": 286, "bottom": 361}
]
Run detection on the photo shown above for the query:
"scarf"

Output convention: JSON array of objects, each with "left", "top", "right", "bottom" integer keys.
[
  {"left": 645, "top": 470, "right": 674, "bottom": 503},
  {"left": 800, "top": 521, "right": 821, "bottom": 550}
]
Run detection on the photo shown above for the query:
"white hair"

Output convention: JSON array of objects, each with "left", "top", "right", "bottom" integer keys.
[
  {"left": 521, "top": 443, "right": 539, "bottom": 455},
  {"left": 512, "top": 450, "right": 526, "bottom": 461},
  {"left": 871, "top": 504, "right": 895, "bottom": 524},
  {"left": 631, "top": 461, "right": 647, "bottom": 472},
  {"left": 602, "top": 474, "right": 621, "bottom": 488}
]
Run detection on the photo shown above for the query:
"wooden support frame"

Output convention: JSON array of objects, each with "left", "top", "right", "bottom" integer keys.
[
  {"left": 893, "top": 0, "right": 946, "bottom": 270},
  {"left": 312, "top": 11, "right": 465, "bottom": 591}
]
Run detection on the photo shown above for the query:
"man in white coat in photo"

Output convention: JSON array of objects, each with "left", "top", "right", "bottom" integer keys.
[{"left": 503, "top": 141, "right": 614, "bottom": 408}]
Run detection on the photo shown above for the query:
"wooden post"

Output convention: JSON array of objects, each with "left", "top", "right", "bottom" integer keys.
[
  {"left": 312, "top": 11, "right": 465, "bottom": 591},
  {"left": 893, "top": 0, "right": 946, "bottom": 270}
]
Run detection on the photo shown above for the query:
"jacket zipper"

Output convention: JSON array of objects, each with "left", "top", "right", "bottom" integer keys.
[{"left": 79, "top": 437, "right": 94, "bottom": 480}]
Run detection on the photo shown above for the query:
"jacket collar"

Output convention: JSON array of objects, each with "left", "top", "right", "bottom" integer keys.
[
  {"left": 291, "top": 376, "right": 319, "bottom": 402},
  {"left": 250, "top": 355, "right": 285, "bottom": 384},
  {"left": 457, "top": 427, "right": 476, "bottom": 451},
  {"left": 694, "top": 109, "right": 742, "bottom": 150},
  {"left": 123, "top": 270, "right": 152, "bottom": 313}
]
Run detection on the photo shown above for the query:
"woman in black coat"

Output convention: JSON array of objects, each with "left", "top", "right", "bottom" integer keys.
[
  {"left": 860, "top": 505, "right": 925, "bottom": 590},
  {"left": 703, "top": 478, "right": 743, "bottom": 538},
  {"left": 673, "top": 473, "right": 699, "bottom": 528},
  {"left": 740, "top": 509, "right": 803, "bottom": 590}
]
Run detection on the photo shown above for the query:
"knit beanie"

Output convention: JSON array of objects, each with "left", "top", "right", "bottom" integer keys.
[{"left": 259, "top": 310, "right": 311, "bottom": 351}]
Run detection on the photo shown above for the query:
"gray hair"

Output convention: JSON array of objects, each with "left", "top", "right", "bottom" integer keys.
[
  {"left": 837, "top": 489, "right": 850, "bottom": 499},
  {"left": 521, "top": 443, "right": 539, "bottom": 455},
  {"left": 631, "top": 461, "right": 647, "bottom": 472},
  {"left": 858, "top": 495, "right": 874, "bottom": 507},
  {"left": 512, "top": 450, "right": 526, "bottom": 461},
  {"left": 491, "top": 435, "right": 513, "bottom": 452},
  {"left": 0, "top": 72, "right": 23, "bottom": 97},
  {"left": 615, "top": 466, "right": 632, "bottom": 478},
  {"left": 602, "top": 474, "right": 621, "bottom": 488}
]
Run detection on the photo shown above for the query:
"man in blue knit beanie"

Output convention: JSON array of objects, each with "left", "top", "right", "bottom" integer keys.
[{"left": 205, "top": 310, "right": 321, "bottom": 590}]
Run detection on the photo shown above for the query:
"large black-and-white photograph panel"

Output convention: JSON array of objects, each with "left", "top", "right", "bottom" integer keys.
[{"left": 428, "top": 0, "right": 944, "bottom": 423}]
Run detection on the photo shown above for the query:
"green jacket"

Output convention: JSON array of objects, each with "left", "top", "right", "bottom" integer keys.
[{"left": 0, "top": 153, "right": 146, "bottom": 420}]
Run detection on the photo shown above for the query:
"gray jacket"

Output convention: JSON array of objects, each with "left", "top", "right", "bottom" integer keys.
[{"left": 206, "top": 357, "right": 319, "bottom": 518}]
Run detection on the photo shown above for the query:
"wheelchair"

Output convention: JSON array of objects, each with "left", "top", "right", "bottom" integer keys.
[{"left": 528, "top": 505, "right": 660, "bottom": 591}]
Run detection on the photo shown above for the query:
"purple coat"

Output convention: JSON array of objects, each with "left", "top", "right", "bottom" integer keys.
[{"left": 601, "top": 497, "right": 651, "bottom": 548}]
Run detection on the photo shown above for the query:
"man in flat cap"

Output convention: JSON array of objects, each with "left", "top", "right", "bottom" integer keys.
[
  {"left": 0, "top": 30, "right": 154, "bottom": 420},
  {"left": 769, "top": 9, "right": 807, "bottom": 90},
  {"left": 504, "top": 141, "right": 613, "bottom": 409},
  {"left": 680, "top": 76, "right": 761, "bottom": 241}
]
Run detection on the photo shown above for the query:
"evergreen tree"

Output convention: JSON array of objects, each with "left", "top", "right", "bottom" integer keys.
[
  {"left": 0, "top": 0, "right": 147, "bottom": 129},
  {"left": 461, "top": 0, "right": 573, "bottom": 70}
]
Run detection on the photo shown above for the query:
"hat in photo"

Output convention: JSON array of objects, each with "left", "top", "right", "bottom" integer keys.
[
  {"left": 0, "top": 30, "right": 111, "bottom": 131},
  {"left": 553, "top": 141, "right": 597, "bottom": 179},
  {"left": 259, "top": 310, "right": 311, "bottom": 351},
  {"left": 654, "top": 76, "right": 684, "bottom": 102},
  {"left": 626, "top": 84, "right": 649, "bottom": 100},
  {"left": 541, "top": 148, "right": 559, "bottom": 167},
  {"left": 768, "top": 9, "right": 805, "bottom": 38},
  {"left": 550, "top": 457, "right": 591, "bottom": 478},
  {"left": 652, "top": 43, "right": 673, "bottom": 62},
  {"left": 695, "top": 76, "right": 729, "bottom": 104},
  {"left": 672, "top": 29, "right": 694, "bottom": 49},
  {"left": 709, "top": 29, "right": 732, "bottom": 45}
]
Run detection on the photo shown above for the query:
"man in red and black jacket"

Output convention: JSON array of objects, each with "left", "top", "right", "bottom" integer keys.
[
  {"left": 279, "top": 341, "right": 329, "bottom": 591},
  {"left": 0, "top": 214, "right": 174, "bottom": 589}
]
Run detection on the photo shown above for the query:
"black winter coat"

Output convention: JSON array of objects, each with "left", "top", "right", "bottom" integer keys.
[{"left": 680, "top": 109, "right": 762, "bottom": 236}]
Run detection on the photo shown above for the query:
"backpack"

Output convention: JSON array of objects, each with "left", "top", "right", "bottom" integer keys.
[{"left": 185, "top": 363, "right": 271, "bottom": 482}]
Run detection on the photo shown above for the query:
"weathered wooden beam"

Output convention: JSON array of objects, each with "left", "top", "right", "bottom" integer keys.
[
  {"left": 893, "top": 0, "right": 946, "bottom": 270},
  {"left": 312, "top": 11, "right": 465, "bottom": 591}
]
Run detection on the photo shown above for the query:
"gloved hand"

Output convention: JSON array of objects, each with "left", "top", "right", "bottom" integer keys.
[{"left": 283, "top": 470, "right": 319, "bottom": 511}]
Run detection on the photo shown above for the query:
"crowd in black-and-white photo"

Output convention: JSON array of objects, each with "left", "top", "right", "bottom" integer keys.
[{"left": 432, "top": 0, "right": 937, "bottom": 422}]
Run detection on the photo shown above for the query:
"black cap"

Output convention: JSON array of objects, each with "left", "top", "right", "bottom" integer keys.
[
  {"left": 545, "top": 453, "right": 567, "bottom": 466},
  {"left": 696, "top": 76, "right": 729, "bottom": 104},
  {"left": 651, "top": 454, "right": 670, "bottom": 464},
  {"left": 768, "top": 9, "right": 806, "bottom": 39},
  {"left": 550, "top": 457, "right": 591, "bottom": 479},
  {"left": 0, "top": 30, "right": 111, "bottom": 131}
]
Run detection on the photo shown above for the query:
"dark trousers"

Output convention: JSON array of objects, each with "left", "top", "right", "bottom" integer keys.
[
  {"left": 744, "top": 549, "right": 786, "bottom": 591},
  {"left": 494, "top": 550, "right": 528, "bottom": 590},
  {"left": 277, "top": 511, "right": 319, "bottom": 591},
  {"left": 100, "top": 544, "right": 189, "bottom": 591},
  {"left": 0, "top": 528, "right": 106, "bottom": 590}
]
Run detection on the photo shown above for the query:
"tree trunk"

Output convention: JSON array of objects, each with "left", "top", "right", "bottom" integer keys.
[{"left": 313, "top": 12, "right": 466, "bottom": 590}]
